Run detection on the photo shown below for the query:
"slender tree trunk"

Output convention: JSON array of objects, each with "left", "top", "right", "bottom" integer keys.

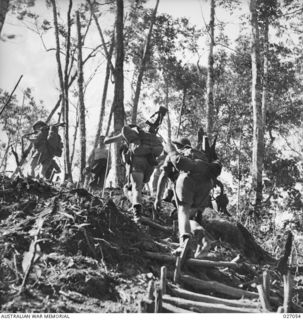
[
  {"left": 94, "top": 33, "right": 115, "bottom": 149},
  {"left": 111, "top": 0, "right": 125, "bottom": 187},
  {"left": 131, "top": 0, "right": 160, "bottom": 124},
  {"left": 89, "top": 0, "right": 115, "bottom": 75},
  {"left": 177, "top": 88, "right": 186, "bottom": 138},
  {"left": 51, "top": 0, "right": 72, "bottom": 181},
  {"left": 0, "top": 0, "right": 10, "bottom": 35},
  {"left": 250, "top": 0, "right": 263, "bottom": 206},
  {"left": 70, "top": 108, "right": 79, "bottom": 166},
  {"left": 76, "top": 11, "right": 87, "bottom": 183},
  {"left": 261, "top": 17, "right": 269, "bottom": 158},
  {"left": 205, "top": 0, "right": 215, "bottom": 138},
  {"left": 165, "top": 81, "right": 171, "bottom": 143}
]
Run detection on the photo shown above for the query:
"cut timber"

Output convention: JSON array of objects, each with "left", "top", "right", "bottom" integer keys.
[
  {"left": 160, "top": 266, "right": 167, "bottom": 294},
  {"left": 180, "top": 274, "right": 259, "bottom": 299},
  {"left": 162, "top": 294, "right": 259, "bottom": 313},
  {"left": 141, "top": 216, "right": 172, "bottom": 232},
  {"left": 162, "top": 302, "right": 194, "bottom": 313},
  {"left": 263, "top": 271, "right": 271, "bottom": 302},
  {"left": 145, "top": 251, "right": 239, "bottom": 268},
  {"left": 257, "top": 284, "right": 271, "bottom": 312},
  {"left": 147, "top": 280, "right": 155, "bottom": 301},
  {"left": 283, "top": 271, "right": 293, "bottom": 313},
  {"left": 154, "top": 288, "right": 162, "bottom": 313},
  {"left": 169, "top": 286, "right": 260, "bottom": 309},
  {"left": 174, "top": 256, "right": 181, "bottom": 284}
]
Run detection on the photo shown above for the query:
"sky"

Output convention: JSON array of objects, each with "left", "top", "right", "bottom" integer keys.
[{"left": 0, "top": 0, "right": 247, "bottom": 165}]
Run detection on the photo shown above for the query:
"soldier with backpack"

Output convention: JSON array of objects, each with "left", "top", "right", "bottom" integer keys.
[
  {"left": 85, "top": 136, "right": 109, "bottom": 189},
  {"left": 104, "top": 106, "right": 167, "bottom": 222},
  {"left": 156, "top": 136, "right": 222, "bottom": 254},
  {"left": 26, "top": 120, "right": 63, "bottom": 180}
]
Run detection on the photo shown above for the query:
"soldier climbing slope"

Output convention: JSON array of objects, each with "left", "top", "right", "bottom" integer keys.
[
  {"left": 104, "top": 107, "right": 167, "bottom": 223},
  {"left": 25, "top": 120, "right": 63, "bottom": 180},
  {"left": 157, "top": 137, "right": 222, "bottom": 254},
  {"left": 85, "top": 135, "right": 109, "bottom": 190}
]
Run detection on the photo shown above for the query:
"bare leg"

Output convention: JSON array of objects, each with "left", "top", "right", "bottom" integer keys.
[
  {"left": 130, "top": 171, "right": 144, "bottom": 206},
  {"left": 177, "top": 203, "right": 192, "bottom": 240}
]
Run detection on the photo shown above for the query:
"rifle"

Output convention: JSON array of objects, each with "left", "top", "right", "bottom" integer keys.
[{"left": 145, "top": 106, "right": 168, "bottom": 134}]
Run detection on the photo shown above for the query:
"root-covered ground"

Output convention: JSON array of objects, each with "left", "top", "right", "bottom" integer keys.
[{"left": 0, "top": 176, "right": 303, "bottom": 313}]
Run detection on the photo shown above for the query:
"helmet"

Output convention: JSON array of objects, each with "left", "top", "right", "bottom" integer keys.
[{"left": 172, "top": 137, "right": 191, "bottom": 147}]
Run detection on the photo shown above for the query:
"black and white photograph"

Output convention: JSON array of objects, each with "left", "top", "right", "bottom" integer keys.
[{"left": 0, "top": 0, "right": 303, "bottom": 316}]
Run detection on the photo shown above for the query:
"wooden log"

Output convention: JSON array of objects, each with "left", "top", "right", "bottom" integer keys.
[
  {"left": 141, "top": 216, "right": 173, "bottom": 232},
  {"left": 162, "top": 302, "right": 194, "bottom": 313},
  {"left": 144, "top": 251, "right": 240, "bottom": 268},
  {"left": 160, "top": 266, "right": 167, "bottom": 295},
  {"left": 257, "top": 284, "right": 271, "bottom": 312},
  {"left": 283, "top": 271, "right": 293, "bottom": 313},
  {"left": 154, "top": 287, "right": 162, "bottom": 313},
  {"left": 169, "top": 286, "right": 260, "bottom": 309},
  {"left": 263, "top": 271, "right": 271, "bottom": 302},
  {"left": 162, "top": 294, "right": 259, "bottom": 313},
  {"left": 180, "top": 274, "right": 259, "bottom": 299},
  {"left": 174, "top": 256, "right": 181, "bottom": 284},
  {"left": 147, "top": 280, "right": 155, "bottom": 301}
]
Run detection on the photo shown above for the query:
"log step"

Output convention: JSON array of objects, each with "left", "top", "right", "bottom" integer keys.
[
  {"left": 168, "top": 285, "right": 260, "bottom": 309},
  {"left": 162, "top": 294, "right": 260, "bottom": 313}
]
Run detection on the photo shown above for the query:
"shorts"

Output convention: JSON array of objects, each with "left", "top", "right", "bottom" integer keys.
[
  {"left": 132, "top": 156, "right": 154, "bottom": 183},
  {"left": 175, "top": 172, "right": 213, "bottom": 208}
]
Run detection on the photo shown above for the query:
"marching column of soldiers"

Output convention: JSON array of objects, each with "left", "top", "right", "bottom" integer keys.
[{"left": 27, "top": 107, "right": 230, "bottom": 256}]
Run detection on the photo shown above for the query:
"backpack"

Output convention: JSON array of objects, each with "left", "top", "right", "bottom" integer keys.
[
  {"left": 121, "top": 125, "right": 163, "bottom": 158},
  {"left": 170, "top": 147, "right": 221, "bottom": 178},
  {"left": 47, "top": 126, "right": 63, "bottom": 157}
]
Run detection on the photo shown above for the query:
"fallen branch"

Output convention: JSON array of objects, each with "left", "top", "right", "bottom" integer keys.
[
  {"left": 0, "top": 75, "right": 23, "bottom": 117},
  {"left": 162, "top": 302, "right": 194, "bottom": 313},
  {"left": 180, "top": 274, "right": 259, "bottom": 299},
  {"left": 162, "top": 294, "right": 259, "bottom": 313},
  {"left": 144, "top": 251, "right": 240, "bottom": 269},
  {"left": 140, "top": 216, "right": 173, "bottom": 232},
  {"left": 168, "top": 285, "right": 260, "bottom": 309}
]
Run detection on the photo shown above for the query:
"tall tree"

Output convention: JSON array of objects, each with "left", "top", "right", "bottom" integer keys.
[
  {"left": 0, "top": 0, "right": 10, "bottom": 35},
  {"left": 94, "top": 33, "right": 115, "bottom": 149},
  {"left": 76, "top": 10, "right": 86, "bottom": 183},
  {"left": 205, "top": 0, "right": 215, "bottom": 137},
  {"left": 250, "top": 0, "right": 263, "bottom": 206},
  {"left": 131, "top": 0, "right": 160, "bottom": 124},
  {"left": 51, "top": 0, "right": 72, "bottom": 181},
  {"left": 111, "top": 0, "right": 125, "bottom": 187}
]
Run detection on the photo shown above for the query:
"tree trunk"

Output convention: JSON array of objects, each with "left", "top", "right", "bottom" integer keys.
[
  {"left": 205, "top": 0, "right": 215, "bottom": 138},
  {"left": 0, "top": 0, "right": 10, "bottom": 35},
  {"left": 112, "top": 0, "right": 125, "bottom": 187},
  {"left": 51, "top": 0, "right": 72, "bottom": 181},
  {"left": 177, "top": 88, "right": 186, "bottom": 137},
  {"left": 131, "top": 0, "right": 160, "bottom": 124},
  {"left": 261, "top": 17, "right": 269, "bottom": 170},
  {"left": 250, "top": 0, "right": 263, "bottom": 206},
  {"left": 76, "top": 11, "right": 86, "bottom": 183},
  {"left": 165, "top": 81, "right": 171, "bottom": 143},
  {"left": 94, "top": 33, "right": 115, "bottom": 149}
]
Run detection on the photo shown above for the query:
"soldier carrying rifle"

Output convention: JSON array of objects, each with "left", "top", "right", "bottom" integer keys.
[{"left": 24, "top": 120, "right": 64, "bottom": 180}]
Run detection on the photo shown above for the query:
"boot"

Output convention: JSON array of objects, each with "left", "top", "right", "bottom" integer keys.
[{"left": 132, "top": 204, "right": 142, "bottom": 224}]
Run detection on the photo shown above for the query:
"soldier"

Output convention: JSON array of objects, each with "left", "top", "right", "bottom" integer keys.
[
  {"left": 85, "top": 136, "right": 109, "bottom": 189},
  {"left": 26, "top": 120, "right": 63, "bottom": 180},
  {"left": 156, "top": 137, "right": 222, "bottom": 254},
  {"left": 105, "top": 125, "right": 163, "bottom": 223}
]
